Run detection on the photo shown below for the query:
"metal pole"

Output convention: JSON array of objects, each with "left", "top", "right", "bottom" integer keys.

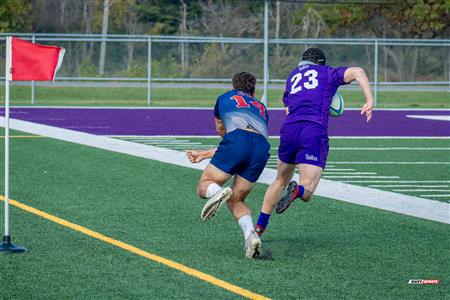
[
  {"left": 262, "top": 0, "right": 269, "bottom": 105},
  {"left": 31, "top": 35, "right": 35, "bottom": 105},
  {"left": 4, "top": 77, "right": 10, "bottom": 238},
  {"left": 374, "top": 39, "right": 378, "bottom": 107},
  {"left": 147, "top": 37, "right": 152, "bottom": 105},
  {"left": 0, "top": 36, "right": 26, "bottom": 253}
]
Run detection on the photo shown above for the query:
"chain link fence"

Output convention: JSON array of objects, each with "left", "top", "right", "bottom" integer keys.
[{"left": 0, "top": 34, "right": 449, "bottom": 107}]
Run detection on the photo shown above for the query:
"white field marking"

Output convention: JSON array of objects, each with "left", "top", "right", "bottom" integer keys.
[
  {"left": 393, "top": 189, "right": 450, "bottom": 192},
  {"left": 329, "top": 161, "right": 450, "bottom": 165},
  {"left": 369, "top": 185, "right": 449, "bottom": 188},
  {"left": 323, "top": 172, "right": 377, "bottom": 175},
  {"left": 3, "top": 117, "right": 449, "bottom": 225},
  {"left": 323, "top": 176, "right": 400, "bottom": 179},
  {"left": 406, "top": 115, "right": 450, "bottom": 122},
  {"left": 323, "top": 169, "right": 356, "bottom": 171},
  {"left": 342, "top": 180, "right": 450, "bottom": 183},
  {"left": 420, "top": 194, "right": 450, "bottom": 197},
  {"left": 330, "top": 147, "right": 450, "bottom": 150}
]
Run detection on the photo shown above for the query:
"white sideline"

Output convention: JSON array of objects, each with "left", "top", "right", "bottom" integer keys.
[{"left": 2, "top": 117, "right": 449, "bottom": 225}]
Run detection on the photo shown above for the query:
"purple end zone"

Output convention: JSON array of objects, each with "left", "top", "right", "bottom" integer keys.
[{"left": 1, "top": 108, "right": 449, "bottom": 137}]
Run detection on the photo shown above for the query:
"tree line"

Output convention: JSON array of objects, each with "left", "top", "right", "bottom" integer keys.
[{"left": 1, "top": 0, "right": 448, "bottom": 82}]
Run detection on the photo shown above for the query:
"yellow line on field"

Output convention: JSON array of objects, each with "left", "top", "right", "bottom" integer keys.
[{"left": 0, "top": 196, "right": 270, "bottom": 300}]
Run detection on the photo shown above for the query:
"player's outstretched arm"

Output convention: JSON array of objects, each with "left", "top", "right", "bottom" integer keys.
[
  {"left": 344, "top": 67, "right": 374, "bottom": 122},
  {"left": 186, "top": 148, "right": 217, "bottom": 163}
]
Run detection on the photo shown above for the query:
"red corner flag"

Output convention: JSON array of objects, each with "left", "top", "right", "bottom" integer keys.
[{"left": 6, "top": 36, "right": 65, "bottom": 81}]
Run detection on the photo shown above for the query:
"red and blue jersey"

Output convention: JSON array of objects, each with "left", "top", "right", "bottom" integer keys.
[
  {"left": 214, "top": 89, "right": 269, "bottom": 139},
  {"left": 283, "top": 61, "right": 348, "bottom": 128}
]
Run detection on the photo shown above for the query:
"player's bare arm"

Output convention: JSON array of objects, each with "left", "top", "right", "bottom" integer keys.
[
  {"left": 214, "top": 117, "right": 226, "bottom": 137},
  {"left": 344, "top": 67, "right": 374, "bottom": 122},
  {"left": 186, "top": 148, "right": 217, "bottom": 163}
]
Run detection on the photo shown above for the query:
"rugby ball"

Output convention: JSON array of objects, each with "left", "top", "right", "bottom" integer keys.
[{"left": 329, "top": 91, "right": 344, "bottom": 117}]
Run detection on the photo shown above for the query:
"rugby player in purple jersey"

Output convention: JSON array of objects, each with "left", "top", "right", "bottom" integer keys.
[
  {"left": 255, "top": 48, "right": 373, "bottom": 237},
  {"left": 186, "top": 72, "right": 270, "bottom": 258}
]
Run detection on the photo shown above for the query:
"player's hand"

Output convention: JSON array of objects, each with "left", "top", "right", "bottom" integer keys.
[
  {"left": 361, "top": 101, "right": 373, "bottom": 122},
  {"left": 186, "top": 150, "right": 205, "bottom": 163}
]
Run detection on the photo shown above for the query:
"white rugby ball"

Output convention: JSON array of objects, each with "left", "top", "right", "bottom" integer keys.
[{"left": 329, "top": 91, "right": 344, "bottom": 117}]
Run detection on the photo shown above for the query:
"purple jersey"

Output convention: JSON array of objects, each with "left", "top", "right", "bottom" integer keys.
[{"left": 283, "top": 61, "right": 348, "bottom": 128}]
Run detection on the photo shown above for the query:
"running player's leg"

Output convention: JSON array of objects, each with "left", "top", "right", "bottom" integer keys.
[
  {"left": 255, "top": 160, "right": 296, "bottom": 236},
  {"left": 197, "top": 163, "right": 231, "bottom": 199},
  {"left": 227, "top": 175, "right": 254, "bottom": 219},
  {"left": 278, "top": 122, "right": 328, "bottom": 207},
  {"left": 197, "top": 163, "right": 233, "bottom": 221},
  {"left": 227, "top": 175, "right": 261, "bottom": 258},
  {"left": 298, "top": 163, "right": 323, "bottom": 202},
  {"left": 229, "top": 131, "right": 269, "bottom": 258},
  {"left": 198, "top": 130, "right": 245, "bottom": 220},
  {"left": 261, "top": 160, "right": 296, "bottom": 213}
]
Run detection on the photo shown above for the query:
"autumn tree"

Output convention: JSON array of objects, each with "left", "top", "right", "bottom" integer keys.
[{"left": 0, "top": 0, "right": 32, "bottom": 32}]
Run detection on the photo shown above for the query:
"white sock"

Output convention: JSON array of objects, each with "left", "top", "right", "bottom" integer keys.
[
  {"left": 238, "top": 215, "right": 255, "bottom": 240},
  {"left": 205, "top": 183, "right": 222, "bottom": 198}
]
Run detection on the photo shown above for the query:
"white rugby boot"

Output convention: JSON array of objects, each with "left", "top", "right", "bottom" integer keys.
[
  {"left": 244, "top": 230, "right": 261, "bottom": 259},
  {"left": 200, "top": 187, "right": 232, "bottom": 221}
]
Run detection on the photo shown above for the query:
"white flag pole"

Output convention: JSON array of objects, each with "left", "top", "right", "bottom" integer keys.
[{"left": 0, "top": 36, "right": 26, "bottom": 253}]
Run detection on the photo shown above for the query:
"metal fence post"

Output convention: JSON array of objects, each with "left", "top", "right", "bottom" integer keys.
[
  {"left": 262, "top": 0, "right": 269, "bottom": 105},
  {"left": 373, "top": 38, "right": 378, "bottom": 107},
  {"left": 147, "top": 36, "right": 152, "bottom": 106},
  {"left": 31, "top": 34, "right": 35, "bottom": 105}
]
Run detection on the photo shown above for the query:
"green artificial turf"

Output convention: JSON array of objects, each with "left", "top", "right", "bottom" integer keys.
[
  {"left": 127, "top": 136, "right": 450, "bottom": 202},
  {"left": 0, "top": 133, "right": 448, "bottom": 299}
]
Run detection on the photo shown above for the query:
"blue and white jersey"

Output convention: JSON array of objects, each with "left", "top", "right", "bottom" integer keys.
[{"left": 214, "top": 89, "right": 269, "bottom": 139}]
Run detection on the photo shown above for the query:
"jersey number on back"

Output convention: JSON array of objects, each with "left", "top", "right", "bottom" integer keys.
[
  {"left": 231, "top": 95, "right": 266, "bottom": 118},
  {"left": 290, "top": 70, "right": 319, "bottom": 94}
]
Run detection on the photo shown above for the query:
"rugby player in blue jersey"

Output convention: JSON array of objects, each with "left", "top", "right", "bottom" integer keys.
[
  {"left": 186, "top": 72, "right": 270, "bottom": 258},
  {"left": 255, "top": 48, "right": 374, "bottom": 237}
]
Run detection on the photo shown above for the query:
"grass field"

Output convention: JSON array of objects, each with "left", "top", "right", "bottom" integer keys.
[
  {"left": 0, "top": 85, "right": 449, "bottom": 108},
  {"left": 1, "top": 130, "right": 448, "bottom": 299}
]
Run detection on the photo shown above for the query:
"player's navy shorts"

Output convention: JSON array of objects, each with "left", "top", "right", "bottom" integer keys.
[
  {"left": 210, "top": 129, "right": 270, "bottom": 183},
  {"left": 278, "top": 121, "right": 329, "bottom": 169}
]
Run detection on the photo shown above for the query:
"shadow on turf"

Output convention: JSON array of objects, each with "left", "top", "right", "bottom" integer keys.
[{"left": 255, "top": 248, "right": 274, "bottom": 261}]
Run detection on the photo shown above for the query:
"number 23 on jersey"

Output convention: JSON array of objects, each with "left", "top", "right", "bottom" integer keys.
[{"left": 290, "top": 69, "right": 319, "bottom": 94}]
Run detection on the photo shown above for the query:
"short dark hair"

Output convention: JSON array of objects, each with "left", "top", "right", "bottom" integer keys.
[
  {"left": 232, "top": 72, "right": 256, "bottom": 95},
  {"left": 302, "top": 47, "right": 326, "bottom": 65}
]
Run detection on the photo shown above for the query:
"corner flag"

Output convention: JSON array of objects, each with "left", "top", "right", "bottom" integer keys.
[
  {"left": 1, "top": 36, "right": 65, "bottom": 253},
  {"left": 7, "top": 37, "right": 65, "bottom": 81}
]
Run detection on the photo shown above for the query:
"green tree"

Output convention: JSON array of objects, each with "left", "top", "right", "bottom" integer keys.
[{"left": 0, "top": 0, "right": 32, "bottom": 32}]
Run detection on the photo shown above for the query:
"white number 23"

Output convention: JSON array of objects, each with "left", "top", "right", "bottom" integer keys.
[{"left": 290, "top": 70, "right": 319, "bottom": 94}]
